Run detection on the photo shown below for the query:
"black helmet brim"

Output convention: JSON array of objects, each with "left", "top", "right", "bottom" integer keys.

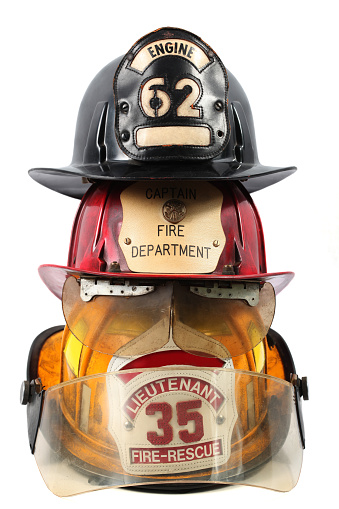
[{"left": 29, "top": 161, "right": 296, "bottom": 199}]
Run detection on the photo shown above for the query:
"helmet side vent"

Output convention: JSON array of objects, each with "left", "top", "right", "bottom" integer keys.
[
  {"left": 230, "top": 185, "right": 244, "bottom": 249},
  {"left": 234, "top": 240, "right": 242, "bottom": 273},
  {"left": 231, "top": 103, "right": 244, "bottom": 164},
  {"left": 98, "top": 103, "right": 108, "bottom": 164},
  {"left": 93, "top": 186, "right": 111, "bottom": 252},
  {"left": 232, "top": 101, "right": 255, "bottom": 164},
  {"left": 83, "top": 102, "right": 109, "bottom": 166}
]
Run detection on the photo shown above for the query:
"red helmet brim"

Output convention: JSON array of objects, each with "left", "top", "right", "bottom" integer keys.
[{"left": 38, "top": 264, "right": 294, "bottom": 300}]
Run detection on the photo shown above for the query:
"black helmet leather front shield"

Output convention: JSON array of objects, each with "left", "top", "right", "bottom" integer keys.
[
  {"left": 114, "top": 27, "right": 230, "bottom": 161},
  {"left": 29, "top": 27, "right": 296, "bottom": 199}
]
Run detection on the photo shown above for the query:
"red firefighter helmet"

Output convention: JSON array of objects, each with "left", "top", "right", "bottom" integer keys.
[{"left": 39, "top": 180, "right": 293, "bottom": 299}]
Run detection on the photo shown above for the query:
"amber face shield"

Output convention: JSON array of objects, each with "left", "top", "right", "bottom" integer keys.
[{"left": 62, "top": 276, "right": 276, "bottom": 359}]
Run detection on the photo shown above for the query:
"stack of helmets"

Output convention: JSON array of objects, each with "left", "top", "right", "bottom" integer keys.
[{"left": 21, "top": 27, "right": 308, "bottom": 497}]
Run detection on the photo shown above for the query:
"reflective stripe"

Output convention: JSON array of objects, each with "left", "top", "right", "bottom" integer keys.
[
  {"left": 64, "top": 333, "right": 83, "bottom": 377},
  {"left": 135, "top": 126, "right": 211, "bottom": 148},
  {"left": 80, "top": 384, "right": 91, "bottom": 433}
]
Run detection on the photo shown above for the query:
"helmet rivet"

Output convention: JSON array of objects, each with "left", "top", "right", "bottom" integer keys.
[
  {"left": 216, "top": 414, "right": 225, "bottom": 425},
  {"left": 213, "top": 240, "right": 220, "bottom": 247},
  {"left": 214, "top": 100, "right": 223, "bottom": 111},
  {"left": 124, "top": 237, "right": 132, "bottom": 245},
  {"left": 120, "top": 102, "right": 129, "bottom": 114},
  {"left": 124, "top": 421, "right": 133, "bottom": 431},
  {"left": 222, "top": 265, "right": 236, "bottom": 275},
  {"left": 121, "top": 130, "right": 130, "bottom": 142},
  {"left": 108, "top": 261, "right": 121, "bottom": 272}
]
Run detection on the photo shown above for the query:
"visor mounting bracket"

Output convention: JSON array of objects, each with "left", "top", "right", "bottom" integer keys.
[
  {"left": 80, "top": 278, "right": 155, "bottom": 301},
  {"left": 190, "top": 282, "right": 260, "bottom": 306}
]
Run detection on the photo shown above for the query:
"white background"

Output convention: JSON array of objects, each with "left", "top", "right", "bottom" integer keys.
[{"left": 2, "top": 1, "right": 338, "bottom": 507}]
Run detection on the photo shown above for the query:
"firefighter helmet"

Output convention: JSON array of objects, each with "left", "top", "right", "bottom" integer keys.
[
  {"left": 29, "top": 27, "right": 296, "bottom": 199},
  {"left": 22, "top": 323, "right": 306, "bottom": 496},
  {"left": 38, "top": 179, "right": 294, "bottom": 300}
]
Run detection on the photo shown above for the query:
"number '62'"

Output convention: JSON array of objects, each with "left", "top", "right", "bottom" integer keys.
[{"left": 140, "top": 77, "right": 202, "bottom": 119}]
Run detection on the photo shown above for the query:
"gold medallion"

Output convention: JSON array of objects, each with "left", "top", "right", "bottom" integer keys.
[{"left": 162, "top": 199, "right": 187, "bottom": 224}]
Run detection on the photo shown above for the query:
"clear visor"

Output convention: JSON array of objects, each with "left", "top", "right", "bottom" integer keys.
[
  {"left": 62, "top": 277, "right": 275, "bottom": 359},
  {"left": 34, "top": 367, "right": 303, "bottom": 497}
]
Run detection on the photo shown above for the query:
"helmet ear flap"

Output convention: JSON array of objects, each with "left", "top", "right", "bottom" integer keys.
[
  {"left": 267, "top": 328, "right": 296, "bottom": 381},
  {"left": 21, "top": 326, "right": 65, "bottom": 454},
  {"left": 26, "top": 325, "right": 64, "bottom": 382}
]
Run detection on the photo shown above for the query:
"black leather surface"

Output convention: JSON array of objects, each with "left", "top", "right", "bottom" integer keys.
[{"left": 114, "top": 27, "right": 230, "bottom": 161}]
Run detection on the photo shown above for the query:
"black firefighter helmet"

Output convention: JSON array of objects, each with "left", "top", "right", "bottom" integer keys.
[{"left": 29, "top": 27, "right": 296, "bottom": 199}]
